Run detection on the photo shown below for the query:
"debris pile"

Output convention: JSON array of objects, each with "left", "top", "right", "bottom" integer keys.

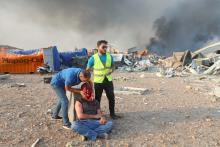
[
  {"left": 115, "top": 42, "right": 220, "bottom": 78},
  {"left": 37, "top": 63, "right": 52, "bottom": 74},
  {"left": 117, "top": 54, "right": 162, "bottom": 72},
  {"left": 184, "top": 43, "right": 220, "bottom": 75}
]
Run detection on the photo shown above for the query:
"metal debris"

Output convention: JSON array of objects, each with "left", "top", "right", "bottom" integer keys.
[
  {"left": 10, "top": 83, "right": 26, "bottom": 87},
  {"left": 0, "top": 74, "right": 10, "bottom": 80},
  {"left": 31, "top": 138, "right": 41, "bottom": 147}
]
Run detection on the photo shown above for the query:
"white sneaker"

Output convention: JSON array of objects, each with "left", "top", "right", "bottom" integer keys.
[
  {"left": 81, "top": 135, "right": 87, "bottom": 141},
  {"left": 62, "top": 125, "right": 71, "bottom": 130}
]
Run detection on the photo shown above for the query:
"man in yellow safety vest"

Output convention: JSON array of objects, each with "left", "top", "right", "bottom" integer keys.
[{"left": 87, "top": 40, "right": 121, "bottom": 119}]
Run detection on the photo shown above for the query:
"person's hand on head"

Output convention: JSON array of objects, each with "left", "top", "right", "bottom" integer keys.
[{"left": 81, "top": 82, "right": 93, "bottom": 101}]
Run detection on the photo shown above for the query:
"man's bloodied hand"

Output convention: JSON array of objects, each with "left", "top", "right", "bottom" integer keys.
[
  {"left": 80, "top": 90, "right": 86, "bottom": 98},
  {"left": 99, "top": 117, "right": 107, "bottom": 125}
]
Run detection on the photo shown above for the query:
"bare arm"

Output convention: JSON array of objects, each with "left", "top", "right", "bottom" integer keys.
[
  {"left": 65, "top": 86, "right": 80, "bottom": 93},
  {"left": 97, "top": 109, "right": 103, "bottom": 115},
  {"left": 75, "top": 101, "right": 101, "bottom": 120}
]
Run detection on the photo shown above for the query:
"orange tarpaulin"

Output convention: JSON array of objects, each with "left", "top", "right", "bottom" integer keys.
[{"left": 0, "top": 51, "right": 44, "bottom": 73}]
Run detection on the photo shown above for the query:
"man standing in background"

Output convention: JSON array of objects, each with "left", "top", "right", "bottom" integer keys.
[{"left": 87, "top": 40, "right": 121, "bottom": 119}]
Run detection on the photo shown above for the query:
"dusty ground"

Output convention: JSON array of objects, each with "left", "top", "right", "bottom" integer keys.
[{"left": 0, "top": 72, "right": 220, "bottom": 147}]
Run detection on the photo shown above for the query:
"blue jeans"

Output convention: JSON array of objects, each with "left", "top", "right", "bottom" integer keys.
[
  {"left": 51, "top": 85, "right": 70, "bottom": 126},
  {"left": 71, "top": 120, "right": 113, "bottom": 141}
]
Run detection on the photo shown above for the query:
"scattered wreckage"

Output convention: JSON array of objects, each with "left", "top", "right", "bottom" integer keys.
[{"left": 115, "top": 42, "right": 220, "bottom": 78}]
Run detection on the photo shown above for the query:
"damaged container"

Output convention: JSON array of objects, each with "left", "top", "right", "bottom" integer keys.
[{"left": 0, "top": 49, "right": 44, "bottom": 73}]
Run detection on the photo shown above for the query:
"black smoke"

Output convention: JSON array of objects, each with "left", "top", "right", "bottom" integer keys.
[
  {"left": 1, "top": 0, "right": 166, "bottom": 50},
  {"left": 147, "top": 0, "right": 220, "bottom": 56},
  {"left": 1, "top": 0, "right": 220, "bottom": 53}
]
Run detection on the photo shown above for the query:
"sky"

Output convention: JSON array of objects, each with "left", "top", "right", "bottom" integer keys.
[
  {"left": 0, "top": 0, "right": 182, "bottom": 51},
  {"left": 1, "top": 0, "right": 219, "bottom": 55}
]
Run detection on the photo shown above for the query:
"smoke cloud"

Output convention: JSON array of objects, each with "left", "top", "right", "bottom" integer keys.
[
  {"left": 0, "top": 0, "right": 179, "bottom": 51},
  {"left": 1, "top": 0, "right": 220, "bottom": 55},
  {"left": 147, "top": 0, "right": 220, "bottom": 55}
]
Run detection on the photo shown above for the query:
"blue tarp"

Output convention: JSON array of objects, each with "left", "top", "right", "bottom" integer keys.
[
  {"left": 7, "top": 46, "right": 87, "bottom": 70},
  {"left": 9, "top": 49, "right": 41, "bottom": 55},
  {"left": 59, "top": 48, "right": 88, "bottom": 67},
  {"left": 51, "top": 46, "right": 60, "bottom": 71}
]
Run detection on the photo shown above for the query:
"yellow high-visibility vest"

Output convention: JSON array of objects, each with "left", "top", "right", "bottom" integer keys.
[{"left": 93, "top": 52, "right": 112, "bottom": 83}]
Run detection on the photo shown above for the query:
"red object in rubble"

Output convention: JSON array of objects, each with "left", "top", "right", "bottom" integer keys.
[{"left": 81, "top": 82, "right": 93, "bottom": 100}]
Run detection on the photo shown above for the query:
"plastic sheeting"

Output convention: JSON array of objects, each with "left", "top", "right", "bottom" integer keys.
[
  {"left": 52, "top": 46, "right": 61, "bottom": 71},
  {"left": 112, "top": 54, "right": 123, "bottom": 62},
  {"left": 59, "top": 48, "right": 88, "bottom": 67},
  {"left": 9, "top": 49, "right": 41, "bottom": 55}
]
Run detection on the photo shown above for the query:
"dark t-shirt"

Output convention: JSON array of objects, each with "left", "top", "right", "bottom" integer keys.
[{"left": 76, "top": 98, "right": 100, "bottom": 120}]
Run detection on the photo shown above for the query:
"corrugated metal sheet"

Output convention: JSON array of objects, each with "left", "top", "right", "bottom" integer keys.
[{"left": 127, "top": 47, "right": 140, "bottom": 54}]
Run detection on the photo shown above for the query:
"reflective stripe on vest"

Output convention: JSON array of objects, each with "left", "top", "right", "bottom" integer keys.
[{"left": 93, "top": 53, "right": 113, "bottom": 83}]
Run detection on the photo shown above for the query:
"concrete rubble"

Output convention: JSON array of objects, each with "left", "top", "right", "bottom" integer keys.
[
  {"left": 115, "top": 43, "right": 220, "bottom": 79},
  {"left": 114, "top": 86, "right": 149, "bottom": 95},
  {"left": 112, "top": 43, "right": 220, "bottom": 103},
  {"left": 156, "top": 68, "right": 175, "bottom": 78},
  {"left": 10, "top": 83, "right": 26, "bottom": 88},
  {"left": 0, "top": 74, "right": 10, "bottom": 80},
  {"left": 213, "top": 87, "right": 220, "bottom": 98}
]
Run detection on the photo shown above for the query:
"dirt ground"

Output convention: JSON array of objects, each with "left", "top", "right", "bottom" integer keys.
[{"left": 1, "top": 72, "right": 220, "bottom": 147}]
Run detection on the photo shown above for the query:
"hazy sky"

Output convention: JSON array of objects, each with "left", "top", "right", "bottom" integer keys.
[{"left": 0, "top": 0, "right": 183, "bottom": 51}]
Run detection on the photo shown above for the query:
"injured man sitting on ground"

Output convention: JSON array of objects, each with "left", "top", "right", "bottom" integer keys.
[{"left": 71, "top": 82, "right": 113, "bottom": 141}]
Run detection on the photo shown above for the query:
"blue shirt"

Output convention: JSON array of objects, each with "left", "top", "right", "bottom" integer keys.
[
  {"left": 51, "top": 68, "right": 82, "bottom": 87},
  {"left": 87, "top": 54, "right": 114, "bottom": 68}
]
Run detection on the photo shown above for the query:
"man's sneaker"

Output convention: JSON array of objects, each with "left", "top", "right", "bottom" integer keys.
[
  {"left": 81, "top": 135, "right": 87, "bottom": 141},
  {"left": 110, "top": 114, "right": 122, "bottom": 120},
  {"left": 98, "top": 133, "right": 109, "bottom": 140},
  {"left": 62, "top": 124, "right": 71, "bottom": 130},
  {"left": 51, "top": 116, "right": 62, "bottom": 120}
]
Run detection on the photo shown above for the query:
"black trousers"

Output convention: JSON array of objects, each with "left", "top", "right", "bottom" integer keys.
[{"left": 94, "top": 78, "right": 115, "bottom": 116}]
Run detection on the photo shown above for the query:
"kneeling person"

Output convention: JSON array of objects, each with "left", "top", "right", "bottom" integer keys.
[{"left": 71, "top": 83, "right": 113, "bottom": 141}]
